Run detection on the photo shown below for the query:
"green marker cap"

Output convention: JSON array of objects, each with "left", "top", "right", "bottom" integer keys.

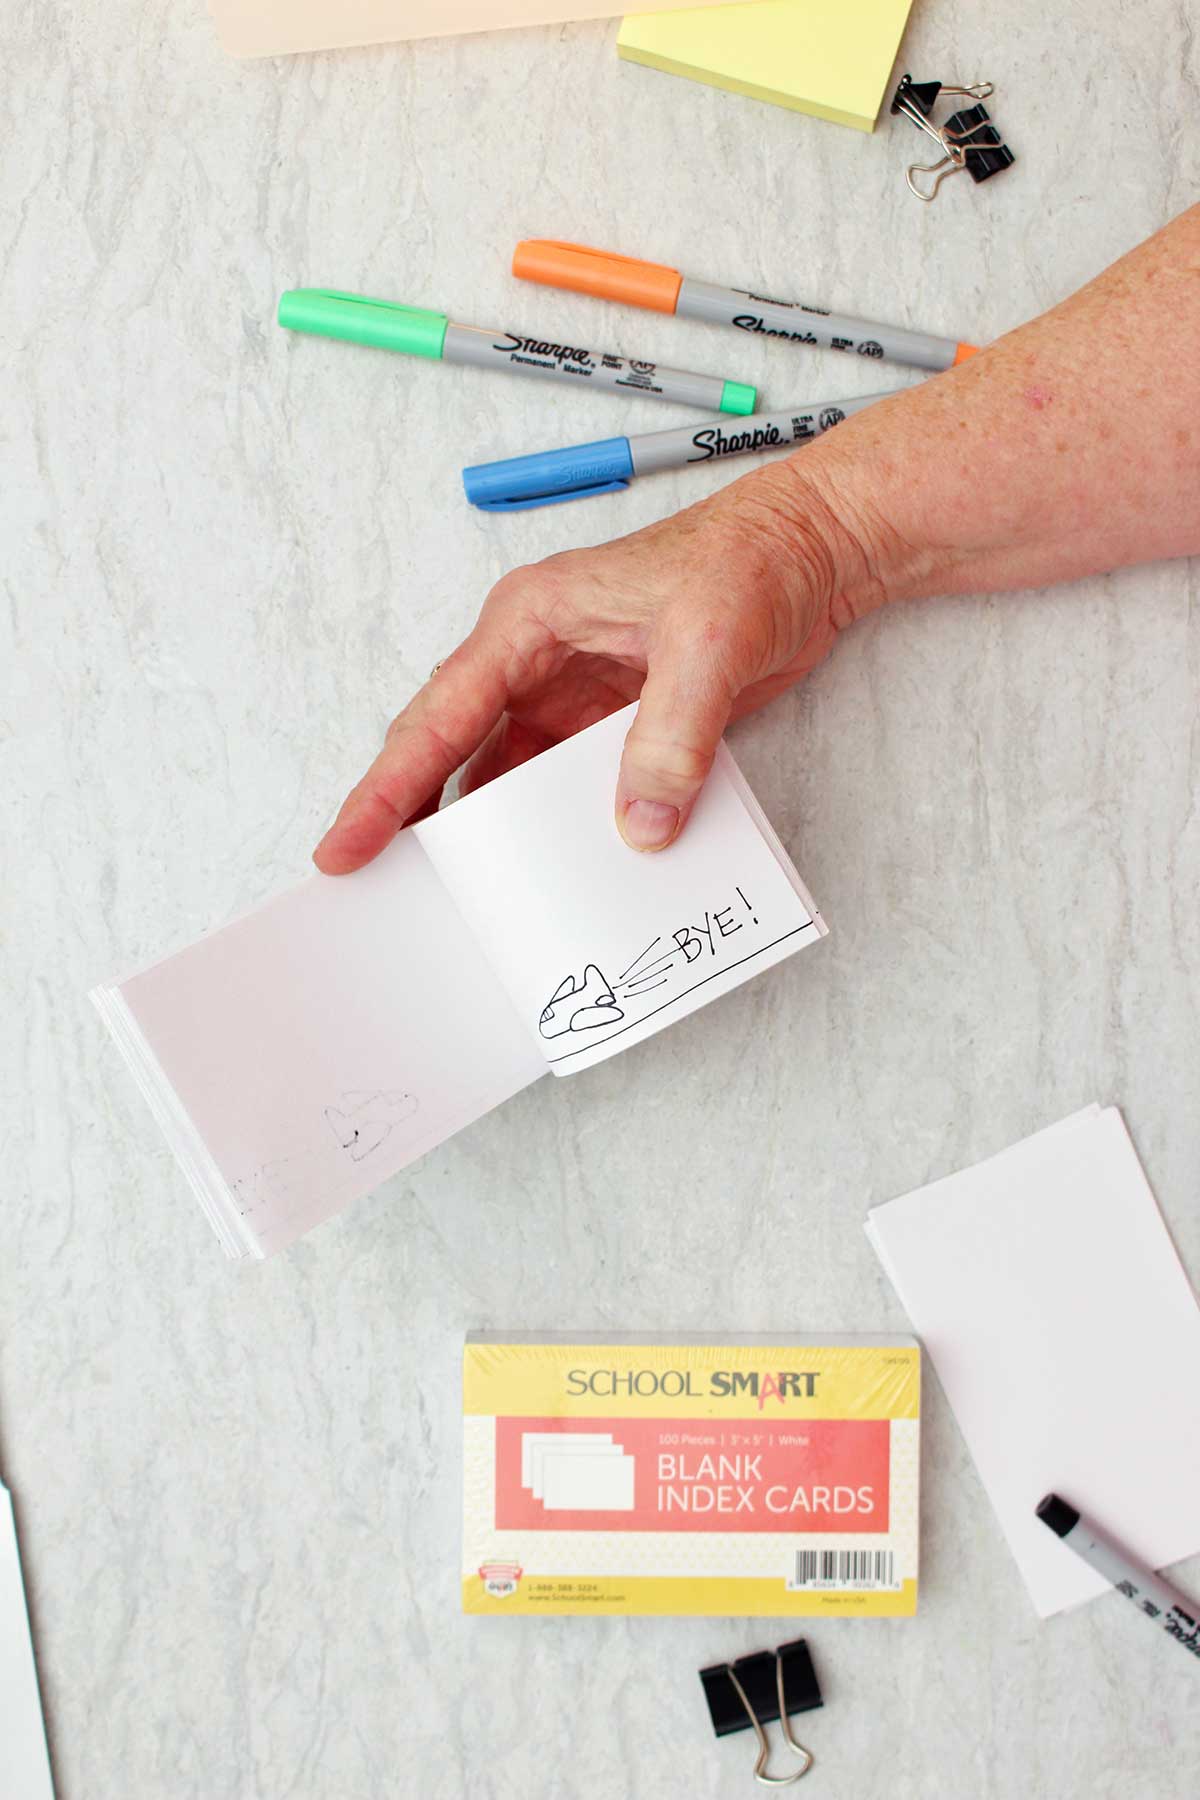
[
  {"left": 719, "top": 380, "right": 757, "bottom": 416},
  {"left": 277, "top": 289, "right": 448, "bottom": 360}
]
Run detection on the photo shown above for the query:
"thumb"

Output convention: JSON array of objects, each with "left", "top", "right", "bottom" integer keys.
[{"left": 616, "top": 655, "right": 733, "bottom": 851}]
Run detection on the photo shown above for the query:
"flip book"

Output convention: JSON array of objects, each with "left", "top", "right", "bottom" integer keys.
[{"left": 92, "top": 706, "right": 826, "bottom": 1257}]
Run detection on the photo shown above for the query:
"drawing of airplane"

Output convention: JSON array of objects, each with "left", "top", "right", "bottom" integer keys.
[{"left": 538, "top": 965, "right": 625, "bottom": 1039}]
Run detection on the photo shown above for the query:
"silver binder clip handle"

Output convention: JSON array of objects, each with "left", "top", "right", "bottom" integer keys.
[
  {"left": 724, "top": 1656, "right": 816, "bottom": 1787},
  {"left": 937, "top": 80, "right": 995, "bottom": 104},
  {"left": 906, "top": 153, "right": 967, "bottom": 203}
]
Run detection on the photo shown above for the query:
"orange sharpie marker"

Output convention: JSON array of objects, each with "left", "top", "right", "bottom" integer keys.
[{"left": 514, "top": 238, "right": 978, "bottom": 374}]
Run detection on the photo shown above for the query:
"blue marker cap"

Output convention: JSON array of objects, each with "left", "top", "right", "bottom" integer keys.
[{"left": 462, "top": 437, "right": 635, "bottom": 512}]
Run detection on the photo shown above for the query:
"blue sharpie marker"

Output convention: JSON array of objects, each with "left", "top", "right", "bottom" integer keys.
[{"left": 462, "top": 393, "right": 892, "bottom": 511}]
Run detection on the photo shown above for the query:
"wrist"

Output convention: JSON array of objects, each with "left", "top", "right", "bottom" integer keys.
[
  {"left": 783, "top": 444, "right": 913, "bottom": 631},
  {"left": 762, "top": 412, "right": 948, "bottom": 631},
  {"left": 704, "top": 448, "right": 898, "bottom": 650}
]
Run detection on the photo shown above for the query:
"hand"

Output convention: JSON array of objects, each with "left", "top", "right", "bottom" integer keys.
[
  {"left": 313, "top": 453, "right": 891, "bottom": 874},
  {"left": 315, "top": 206, "right": 1200, "bottom": 877}
]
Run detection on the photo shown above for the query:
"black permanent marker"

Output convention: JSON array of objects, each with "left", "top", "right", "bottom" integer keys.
[{"left": 1037, "top": 1493, "right": 1200, "bottom": 1663}]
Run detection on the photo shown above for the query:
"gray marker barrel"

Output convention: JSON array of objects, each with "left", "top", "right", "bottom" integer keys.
[
  {"left": 676, "top": 278, "right": 965, "bottom": 373},
  {"left": 629, "top": 392, "right": 888, "bottom": 477},
  {"left": 1037, "top": 1494, "right": 1200, "bottom": 1662},
  {"left": 442, "top": 324, "right": 755, "bottom": 413}
]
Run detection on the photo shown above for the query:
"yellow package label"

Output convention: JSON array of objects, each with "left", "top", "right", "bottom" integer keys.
[{"left": 463, "top": 1335, "right": 919, "bottom": 1616}]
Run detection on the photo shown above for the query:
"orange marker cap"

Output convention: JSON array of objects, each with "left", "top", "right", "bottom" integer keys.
[{"left": 512, "top": 240, "right": 683, "bottom": 315}]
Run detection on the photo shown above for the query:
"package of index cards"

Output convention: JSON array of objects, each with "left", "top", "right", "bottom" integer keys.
[{"left": 462, "top": 1335, "right": 920, "bottom": 1616}]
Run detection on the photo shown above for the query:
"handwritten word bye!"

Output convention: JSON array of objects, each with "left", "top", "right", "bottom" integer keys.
[{"left": 671, "top": 888, "right": 758, "bottom": 963}]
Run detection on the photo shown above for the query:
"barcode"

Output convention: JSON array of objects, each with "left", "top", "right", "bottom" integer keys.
[{"left": 786, "top": 1550, "right": 899, "bottom": 1591}]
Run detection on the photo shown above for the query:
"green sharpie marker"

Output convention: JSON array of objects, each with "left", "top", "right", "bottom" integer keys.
[{"left": 277, "top": 288, "right": 756, "bottom": 414}]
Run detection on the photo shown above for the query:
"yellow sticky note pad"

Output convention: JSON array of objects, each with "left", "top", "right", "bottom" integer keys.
[{"left": 617, "top": 0, "right": 914, "bottom": 133}]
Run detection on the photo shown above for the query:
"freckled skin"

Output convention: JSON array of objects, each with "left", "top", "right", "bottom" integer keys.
[{"left": 316, "top": 205, "right": 1200, "bottom": 874}]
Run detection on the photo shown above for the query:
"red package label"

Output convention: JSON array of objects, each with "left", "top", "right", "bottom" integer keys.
[{"left": 495, "top": 1415, "right": 890, "bottom": 1534}]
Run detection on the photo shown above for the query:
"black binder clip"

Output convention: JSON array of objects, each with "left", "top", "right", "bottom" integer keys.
[
  {"left": 700, "top": 1638, "right": 822, "bottom": 1786},
  {"left": 891, "top": 73, "right": 1015, "bottom": 202}
]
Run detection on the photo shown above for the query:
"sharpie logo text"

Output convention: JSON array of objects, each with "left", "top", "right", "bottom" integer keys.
[
  {"left": 685, "top": 408, "right": 849, "bottom": 463},
  {"left": 731, "top": 313, "right": 820, "bottom": 346},
  {"left": 494, "top": 334, "right": 595, "bottom": 369},
  {"left": 687, "top": 422, "right": 799, "bottom": 462}
]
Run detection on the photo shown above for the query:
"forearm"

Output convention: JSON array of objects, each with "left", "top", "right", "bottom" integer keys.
[{"left": 771, "top": 203, "right": 1200, "bottom": 618}]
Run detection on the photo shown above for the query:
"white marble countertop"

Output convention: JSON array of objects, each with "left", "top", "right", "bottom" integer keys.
[{"left": 4, "top": 4, "right": 1199, "bottom": 1796}]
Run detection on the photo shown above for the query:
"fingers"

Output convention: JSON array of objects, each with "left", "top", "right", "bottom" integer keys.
[
  {"left": 312, "top": 550, "right": 637, "bottom": 873},
  {"left": 314, "top": 635, "right": 510, "bottom": 873},
  {"left": 616, "top": 649, "right": 735, "bottom": 852}
]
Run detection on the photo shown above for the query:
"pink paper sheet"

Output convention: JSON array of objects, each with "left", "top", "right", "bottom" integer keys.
[{"left": 210, "top": 0, "right": 756, "bottom": 60}]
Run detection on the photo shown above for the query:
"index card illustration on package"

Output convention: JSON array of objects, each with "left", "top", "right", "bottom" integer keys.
[
  {"left": 92, "top": 707, "right": 826, "bottom": 1258},
  {"left": 463, "top": 1336, "right": 921, "bottom": 1616}
]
